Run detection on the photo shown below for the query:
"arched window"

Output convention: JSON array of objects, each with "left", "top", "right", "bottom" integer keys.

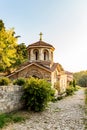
[
  {"left": 35, "top": 51, "right": 38, "bottom": 60},
  {"left": 43, "top": 50, "right": 49, "bottom": 61},
  {"left": 44, "top": 51, "right": 46, "bottom": 60},
  {"left": 33, "top": 49, "right": 39, "bottom": 60}
]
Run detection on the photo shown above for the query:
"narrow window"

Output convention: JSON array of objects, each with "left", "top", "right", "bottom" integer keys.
[
  {"left": 44, "top": 51, "right": 46, "bottom": 60},
  {"left": 35, "top": 51, "right": 38, "bottom": 60},
  {"left": 33, "top": 49, "right": 39, "bottom": 60}
]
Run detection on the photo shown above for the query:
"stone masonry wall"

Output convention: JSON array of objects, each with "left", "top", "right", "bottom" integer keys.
[{"left": 0, "top": 85, "right": 23, "bottom": 113}]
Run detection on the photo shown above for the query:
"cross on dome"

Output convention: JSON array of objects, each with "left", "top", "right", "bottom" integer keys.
[{"left": 39, "top": 32, "right": 43, "bottom": 41}]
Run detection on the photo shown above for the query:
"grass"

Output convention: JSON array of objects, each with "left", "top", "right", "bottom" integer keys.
[
  {"left": 84, "top": 88, "right": 87, "bottom": 130},
  {"left": 0, "top": 111, "right": 26, "bottom": 129}
]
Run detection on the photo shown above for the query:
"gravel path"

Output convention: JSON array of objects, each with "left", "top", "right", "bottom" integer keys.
[{"left": 3, "top": 89, "right": 85, "bottom": 130}]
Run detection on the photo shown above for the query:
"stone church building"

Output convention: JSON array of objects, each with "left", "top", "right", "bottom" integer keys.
[{"left": 8, "top": 33, "right": 73, "bottom": 92}]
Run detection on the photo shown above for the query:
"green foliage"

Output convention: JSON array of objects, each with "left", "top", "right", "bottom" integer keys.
[
  {"left": 49, "top": 88, "right": 55, "bottom": 102},
  {"left": 73, "top": 79, "right": 76, "bottom": 87},
  {"left": 0, "top": 113, "right": 25, "bottom": 128},
  {"left": 0, "top": 19, "right": 5, "bottom": 31},
  {"left": 22, "top": 77, "right": 55, "bottom": 112},
  {"left": 0, "top": 114, "right": 11, "bottom": 128},
  {"left": 13, "top": 77, "right": 26, "bottom": 86},
  {"left": 10, "top": 115, "right": 25, "bottom": 123},
  {"left": 66, "top": 81, "right": 79, "bottom": 96},
  {"left": 0, "top": 27, "right": 18, "bottom": 73},
  {"left": 0, "top": 20, "right": 28, "bottom": 74},
  {"left": 66, "top": 86, "right": 74, "bottom": 96},
  {"left": 69, "top": 80, "right": 76, "bottom": 88},
  {"left": 78, "top": 74, "right": 87, "bottom": 87},
  {"left": 0, "top": 64, "right": 5, "bottom": 72},
  {"left": 0, "top": 77, "right": 11, "bottom": 86},
  {"left": 14, "top": 43, "right": 27, "bottom": 67},
  {"left": 73, "top": 70, "right": 87, "bottom": 85}
]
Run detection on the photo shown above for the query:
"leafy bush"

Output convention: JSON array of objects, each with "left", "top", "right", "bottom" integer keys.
[
  {"left": 0, "top": 77, "right": 11, "bottom": 86},
  {"left": 66, "top": 86, "right": 74, "bottom": 96},
  {"left": 13, "top": 77, "right": 26, "bottom": 86},
  {"left": 22, "top": 77, "right": 55, "bottom": 112}
]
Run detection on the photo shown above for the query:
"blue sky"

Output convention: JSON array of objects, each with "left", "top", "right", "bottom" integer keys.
[{"left": 0, "top": 0, "right": 87, "bottom": 72}]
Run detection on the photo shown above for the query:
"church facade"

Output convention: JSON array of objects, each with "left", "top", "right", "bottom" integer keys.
[{"left": 8, "top": 33, "right": 73, "bottom": 93}]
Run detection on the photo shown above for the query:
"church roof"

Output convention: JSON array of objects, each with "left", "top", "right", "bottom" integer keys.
[
  {"left": 27, "top": 40, "right": 55, "bottom": 50},
  {"left": 27, "top": 33, "right": 55, "bottom": 50},
  {"left": 51, "top": 63, "right": 64, "bottom": 72},
  {"left": 7, "top": 61, "right": 64, "bottom": 78}
]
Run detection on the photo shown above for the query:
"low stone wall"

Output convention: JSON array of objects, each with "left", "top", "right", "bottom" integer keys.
[{"left": 0, "top": 85, "right": 23, "bottom": 113}]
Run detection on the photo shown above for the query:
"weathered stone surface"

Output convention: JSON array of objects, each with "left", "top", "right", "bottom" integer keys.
[{"left": 0, "top": 85, "right": 23, "bottom": 113}]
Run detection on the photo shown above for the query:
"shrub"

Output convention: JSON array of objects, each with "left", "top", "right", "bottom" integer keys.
[
  {"left": 73, "top": 79, "right": 76, "bottom": 88},
  {"left": 22, "top": 77, "right": 55, "bottom": 112},
  {"left": 0, "top": 77, "right": 11, "bottom": 86},
  {"left": 66, "top": 86, "right": 74, "bottom": 96},
  {"left": 13, "top": 77, "right": 26, "bottom": 86}
]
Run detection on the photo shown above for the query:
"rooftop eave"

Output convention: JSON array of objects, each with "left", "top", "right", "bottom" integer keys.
[{"left": 27, "top": 45, "right": 55, "bottom": 51}]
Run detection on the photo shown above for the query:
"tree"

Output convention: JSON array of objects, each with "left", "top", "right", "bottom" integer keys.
[
  {"left": 15, "top": 43, "right": 27, "bottom": 65},
  {"left": 0, "top": 19, "right": 5, "bottom": 31},
  {"left": 78, "top": 74, "right": 87, "bottom": 87},
  {"left": 0, "top": 28, "right": 18, "bottom": 73},
  {"left": 0, "top": 19, "right": 28, "bottom": 74},
  {"left": 74, "top": 70, "right": 87, "bottom": 86}
]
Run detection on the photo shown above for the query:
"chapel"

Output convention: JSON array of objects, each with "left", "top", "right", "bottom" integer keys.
[{"left": 8, "top": 33, "right": 73, "bottom": 92}]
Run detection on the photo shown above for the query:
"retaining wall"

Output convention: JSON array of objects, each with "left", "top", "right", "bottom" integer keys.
[{"left": 0, "top": 85, "right": 23, "bottom": 113}]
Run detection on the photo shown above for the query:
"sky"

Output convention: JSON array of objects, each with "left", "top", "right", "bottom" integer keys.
[{"left": 0, "top": 0, "right": 87, "bottom": 72}]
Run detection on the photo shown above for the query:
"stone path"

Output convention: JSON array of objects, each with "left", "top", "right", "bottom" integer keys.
[{"left": 3, "top": 89, "right": 85, "bottom": 130}]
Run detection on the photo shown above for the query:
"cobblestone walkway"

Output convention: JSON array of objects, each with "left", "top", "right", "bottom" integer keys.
[{"left": 3, "top": 89, "right": 85, "bottom": 130}]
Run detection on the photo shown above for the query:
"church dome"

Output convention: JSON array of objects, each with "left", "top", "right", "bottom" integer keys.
[
  {"left": 27, "top": 32, "right": 55, "bottom": 50},
  {"left": 27, "top": 40, "right": 55, "bottom": 50},
  {"left": 27, "top": 33, "right": 55, "bottom": 64}
]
